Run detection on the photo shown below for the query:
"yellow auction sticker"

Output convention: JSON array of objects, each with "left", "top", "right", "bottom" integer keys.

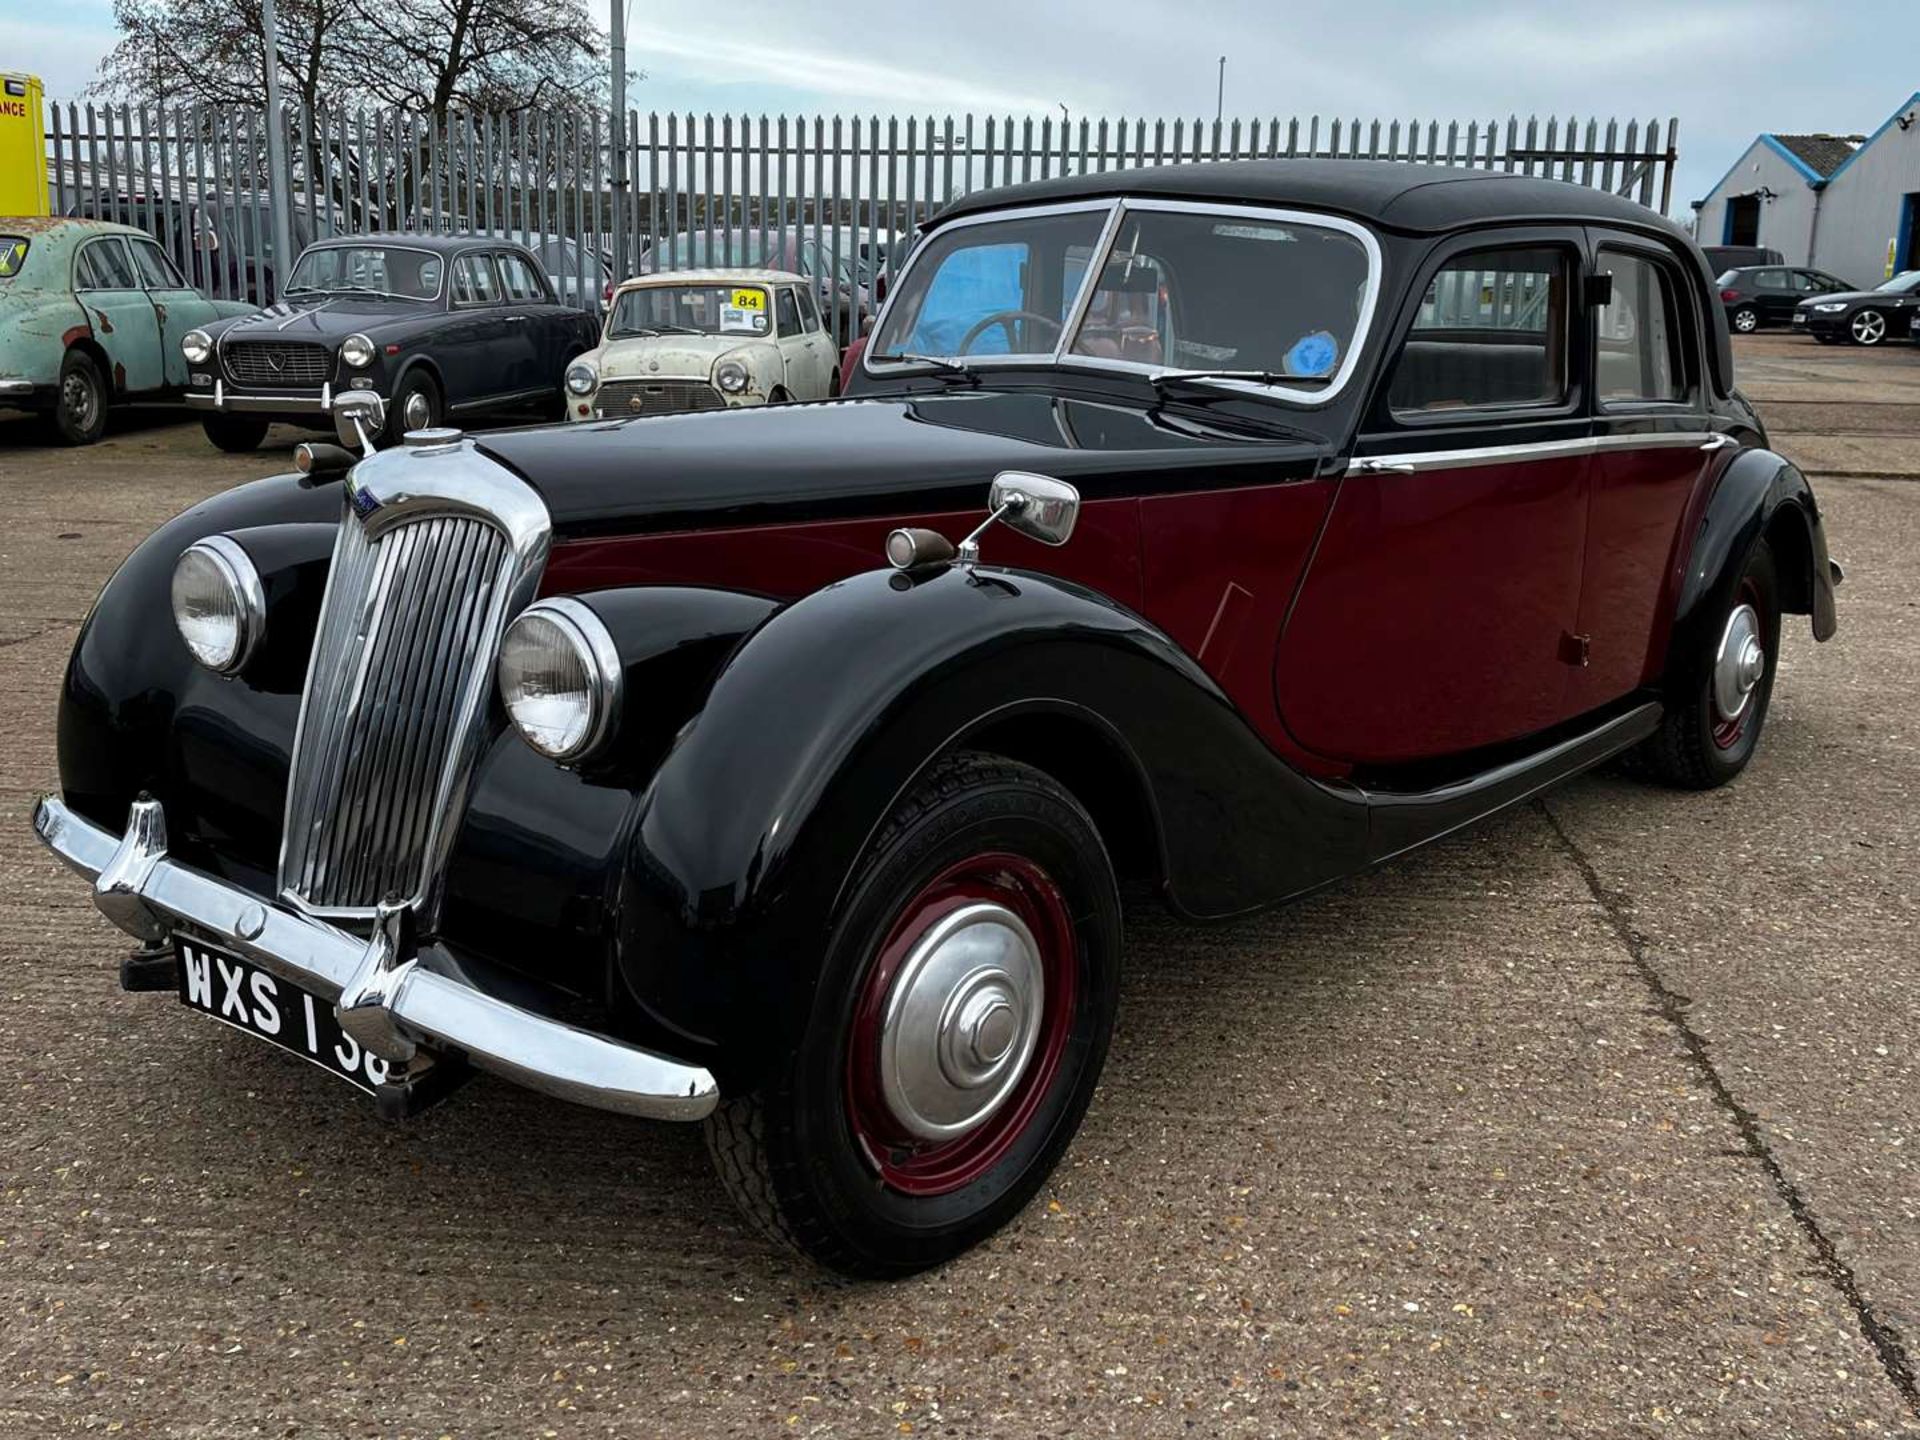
[{"left": 730, "top": 287, "right": 766, "bottom": 310}]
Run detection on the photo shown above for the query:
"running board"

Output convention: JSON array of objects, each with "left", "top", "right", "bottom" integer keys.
[{"left": 1364, "top": 702, "right": 1663, "bottom": 865}]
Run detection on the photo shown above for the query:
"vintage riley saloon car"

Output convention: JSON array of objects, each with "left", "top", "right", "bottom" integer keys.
[
  {"left": 564, "top": 268, "right": 839, "bottom": 420},
  {"left": 35, "top": 161, "right": 1840, "bottom": 1277},
  {"left": 182, "top": 232, "right": 598, "bottom": 451}
]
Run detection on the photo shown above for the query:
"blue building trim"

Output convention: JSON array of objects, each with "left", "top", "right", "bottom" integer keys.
[
  {"left": 1818, "top": 90, "right": 1920, "bottom": 189},
  {"left": 1757, "top": 133, "right": 1829, "bottom": 187},
  {"left": 1896, "top": 193, "right": 1920, "bottom": 274},
  {"left": 1698, "top": 137, "right": 1771, "bottom": 209}
]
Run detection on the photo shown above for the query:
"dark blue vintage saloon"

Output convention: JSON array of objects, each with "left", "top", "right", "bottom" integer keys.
[{"left": 36, "top": 160, "right": 1840, "bottom": 1276}]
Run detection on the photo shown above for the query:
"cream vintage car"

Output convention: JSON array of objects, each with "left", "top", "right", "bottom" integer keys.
[{"left": 564, "top": 268, "right": 839, "bottom": 419}]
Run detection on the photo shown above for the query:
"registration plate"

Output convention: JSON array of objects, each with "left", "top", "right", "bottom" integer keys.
[
  {"left": 1792, "top": 312, "right": 1806, "bottom": 325},
  {"left": 174, "top": 935, "right": 395, "bottom": 1091}
]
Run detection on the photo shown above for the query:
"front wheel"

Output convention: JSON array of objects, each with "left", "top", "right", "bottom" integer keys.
[
  {"left": 706, "top": 752, "right": 1122, "bottom": 1277},
  {"left": 1850, "top": 309, "right": 1887, "bottom": 346},
  {"left": 50, "top": 350, "right": 108, "bottom": 445},
  {"left": 1730, "top": 305, "right": 1759, "bottom": 334},
  {"left": 1637, "top": 538, "right": 1780, "bottom": 789},
  {"left": 200, "top": 413, "right": 269, "bottom": 453},
  {"left": 385, "top": 369, "right": 443, "bottom": 442}
]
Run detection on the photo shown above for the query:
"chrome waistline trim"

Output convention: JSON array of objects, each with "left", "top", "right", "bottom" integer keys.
[
  {"left": 32, "top": 795, "right": 719, "bottom": 1120},
  {"left": 1343, "top": 431, "right": 1723, "bottom": 474}
]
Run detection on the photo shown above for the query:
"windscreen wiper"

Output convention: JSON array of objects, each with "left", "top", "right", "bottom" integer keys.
[
  {"left": 1149, "top": 368, "right": 1324, "bottom": 392},
  {"left": 875, "top": 352, "right": 980, "bottom": 385}
]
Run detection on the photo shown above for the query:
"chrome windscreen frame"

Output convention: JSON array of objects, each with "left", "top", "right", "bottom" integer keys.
[
  {"left": 861, "top": 195, "right": 1386, "bottom": 408},
  {"left": 275, "top": 437, "right": 552, "bottom": 926}
]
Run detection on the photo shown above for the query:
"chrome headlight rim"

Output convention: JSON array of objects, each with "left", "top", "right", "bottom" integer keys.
[
  {"left": 565, "top": 358, "right": 599, "bottom": 396},
  {"left": 171, "top": 534, "right": 266, "bottom": 675},
  {"left": 496, "top": 597, "right": 623, "bottom": 764},
  {"left": 181, "top": 329, "right": 212, "bottom": 365},
  {"left": 714, "top": 358, "right": 750, "bottom": 394},
  {"left": 339, "top": 333, "right": 376, "bottom": 368}
]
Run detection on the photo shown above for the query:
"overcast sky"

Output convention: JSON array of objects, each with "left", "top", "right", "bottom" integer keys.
[{"left": 9, "top": 0, "right": 1918, "bottom": 219}]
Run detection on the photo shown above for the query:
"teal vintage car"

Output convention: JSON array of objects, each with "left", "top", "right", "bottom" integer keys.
[{"left": 0, "top": 217, "right": 251, "bottom": 444}]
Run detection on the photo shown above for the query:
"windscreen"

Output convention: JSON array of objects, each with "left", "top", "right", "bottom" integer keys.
[
  {"left": 609, "top": 284, "right": 772, "bottom": 338},
  {"left": 287, "top": 246, "right": 443, "bottom": 300}
]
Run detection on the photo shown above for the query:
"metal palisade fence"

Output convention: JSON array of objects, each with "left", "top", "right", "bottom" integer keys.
[{"left": 44, "top": 100, "right": 1679, "bottom": 337}]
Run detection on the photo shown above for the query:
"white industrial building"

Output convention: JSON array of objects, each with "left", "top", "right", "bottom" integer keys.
[{"left": 1693, "top": 90, "right": 1920, "bottom": 289}]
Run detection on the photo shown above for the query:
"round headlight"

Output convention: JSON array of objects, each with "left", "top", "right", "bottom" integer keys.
[
  {"left": 496, "top": 598, "right": 622, "bottom": 762},
  {"left": 565, "top": 359, "right": 598, "bottom": 396},
  {"left": 182, "top": 329, "right": 212, "bottom": 365},
  {"left": 340, "top": 333, "right": 376, "bottom": 368},
  {"left": 715, "top": 359, "right": 749, "bottom": 394},
  {"left": 170, "top": 535, "right": 265, "bottom": 674}
]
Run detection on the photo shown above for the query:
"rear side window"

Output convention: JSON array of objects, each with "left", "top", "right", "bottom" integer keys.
[
  {"left": 1388, "top": 245, "right": 1570, "bottom": 413},
  {"left": 0, "top": 236, "right": 27, "bottom": 280},
  {"left": 1596, "top": 252, "right": 1687, "bottom": 405},
  {"left": 131, "top": 238, "right": 185, "bottom": 289},
  {"left": 78, "top": 239, "right": 139, "bottom": 290},
  {"left": 1754, "top": 269, "right": 1787, "bottom": 290},
  {"left": 451, "top": 253, "right": 500, "bottom": 305}
]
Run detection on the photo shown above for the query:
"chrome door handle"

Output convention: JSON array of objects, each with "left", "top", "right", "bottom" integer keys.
[
  {"left": 1699, "top": 433, "right": 1737, "bottom": 452},
  {"left": 1355, "top": 458, "right": 1417, "bottom": 474}
]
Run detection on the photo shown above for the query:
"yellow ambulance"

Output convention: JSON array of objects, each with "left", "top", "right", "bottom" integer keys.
[{"left": 0, "top": 73, "right": 49, "bottom": 217}]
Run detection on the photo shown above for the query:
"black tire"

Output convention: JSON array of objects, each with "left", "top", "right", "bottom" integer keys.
[
  {"left": 1849, "top": 308, "right": 1888, "bottom": 346},
  {"left": 1637, "top": 538, "right": 1781, "bottom": 789},
  {"left": 200, "top": 414, "right": 269, "bottom": 453},
  {"left": 385, "top": 369, "right": 443, "bottom": 442},
  {"left": 49, "top": 349, "right": 108, "bottom": 446},
  {"left": 706, "top": 751, "right": 1122, "bottom": 1278},
  {"left": 1730, "top": 306, "right": 1759, "bottom": 335}
]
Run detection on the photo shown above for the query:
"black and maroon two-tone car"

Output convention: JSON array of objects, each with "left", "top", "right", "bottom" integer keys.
[{"left": 35, "top": 160, "right": 1840, "bottom": 1277}]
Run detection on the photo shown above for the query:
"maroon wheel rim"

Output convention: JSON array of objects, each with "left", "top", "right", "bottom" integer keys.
[
  {"left": 1712, "top": 578, "right": 1767, "bottom": 751},
  {"left": 844, "top": 852, "right": 1078, "bottom": 1197}
]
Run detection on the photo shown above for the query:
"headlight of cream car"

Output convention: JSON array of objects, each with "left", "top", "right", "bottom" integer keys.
[
  {"left": 715, "top": 359, "right": 750, "bottom": 394},
  {"left": 565, "top": 358, "right": 599, "bottom": 396},
  {"left": 181, "top": 329, "right": 212, "bottom": 365},
  {"left": 339, "top": 333, "right": 376, "bottom": 368}
]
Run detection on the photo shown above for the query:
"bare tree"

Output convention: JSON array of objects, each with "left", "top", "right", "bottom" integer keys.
[
  {"left": 98, "top": 0, "right": 352, "bottom": 113},
  {"left": 348, "top": 0, "right": 603, "bottom": 123}
]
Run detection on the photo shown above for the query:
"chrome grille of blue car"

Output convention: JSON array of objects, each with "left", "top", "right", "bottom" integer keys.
[
  {"left": 277, "top": 506, "right": 513, "bottom": 916},
  {"left": 223, "top": 340, "right": 332, "bottom": 388}
]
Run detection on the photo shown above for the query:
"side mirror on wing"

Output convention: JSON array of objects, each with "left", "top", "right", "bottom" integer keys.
[
  {"left": 989, "top": 471, "right": 1080, "bottom": 547},
  {"left": 331, "top": 391, "right": 386, "bottom": 452}
]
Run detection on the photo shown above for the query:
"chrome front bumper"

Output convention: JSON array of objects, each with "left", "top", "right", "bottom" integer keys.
[
  {"left": 32, "top": 794, "right": 719, "bottom": 1121},
  {"left": 186, "top": 378, "right": 334, "bottom": 413}
]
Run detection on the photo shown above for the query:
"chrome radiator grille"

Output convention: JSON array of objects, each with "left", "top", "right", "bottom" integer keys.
[
  {"left": 223, "top": 340, "right": 332, "bottom": 387},
  {"left": 278, "top": 508, "right": 513, "bottom": 914},
  {"left": 594, "top": 379, "right": 726, "bottom": 418}
]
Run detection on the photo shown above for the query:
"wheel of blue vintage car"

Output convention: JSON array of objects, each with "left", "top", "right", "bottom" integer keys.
[
  {"left": 1639, "top": 537, "right": 1781, "bottom": 788},
  {"left": 50, "top": 349, "right": 107, "bottom": 446},
  {"left": 386, "top": 369, "right": 443, "bottom": 442},
  {"left": 705, "top": 751, "right": 1121, "bottom": 1277}
]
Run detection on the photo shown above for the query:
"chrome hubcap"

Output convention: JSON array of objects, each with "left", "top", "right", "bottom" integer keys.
[
  {"left": 1735, "top": 310, "right": 1755, "bottom": 331},
  {"left": 1713, "top": 602, "right": 1764, "bottom": 721},
  {"left": 1855, "top": 311, "right": 1884, "bottom": 343},
  {"left": 403, "top": 390, "right": 433, "bottom": 431},
  {"left": 878, "top": 901, "right": 1043, "bottom": 1140}
]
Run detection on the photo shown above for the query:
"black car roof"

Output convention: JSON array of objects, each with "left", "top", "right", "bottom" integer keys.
[
  {"left": 935, "top": 158, "right": 1689, "bottom": 240},
  {"left": 306, "top": 231, "right": 529, "bottom": 255}
]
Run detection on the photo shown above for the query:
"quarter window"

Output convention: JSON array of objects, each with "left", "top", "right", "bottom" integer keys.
[
  {"left": 1388, "top": 246, "right": 1570, "bottom": 413},
  {"left": 78, "top": 239, "right": 139, "bottom": 290},
  {"left": 796, "top": 284, "right": 822, "bottom": 333},
  {"left": 452, "top": 253, "right": 501, "bottom": 305},
  {"left": 497, "top": 251, "right": 548, "bottom": 303},
  {"left": 776, "top": 287, "right": 800, "bottom": 335},
  {"left": 1596, "top": 252, "right": 1686, "bottom": 404}
]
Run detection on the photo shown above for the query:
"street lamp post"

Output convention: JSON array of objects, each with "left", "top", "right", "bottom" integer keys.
[{"left": 1216, "top": 56, "right": 1226, "bottom": 125}]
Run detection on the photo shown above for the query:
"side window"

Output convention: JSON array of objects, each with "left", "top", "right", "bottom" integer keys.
[
  {"left": 131, "top": 238, "right": 185, "bottom": 289},
  {"left": 1596, "top": 251, "right": 1687, "bottom": 405},
  {"left": 498, "top": 251, "right": 549, "bottom": 303},
  {"left": 451, "top": 253, "right": 501, "bottom": 306},
  {"left": 78, "top": 239, "right": 139, "bottom": 290},
  {"left": 796, "top": 284, "right": 822, "bottom": 333},
  {"left": 775, "top": 286, "right": 800, "bottom": 335},
  {"left": 1387, "top": 245, "right": 1570, "bottom": 414},
  {"left": 1753, "top": 269, "right": 1787, "bottom": 291}
]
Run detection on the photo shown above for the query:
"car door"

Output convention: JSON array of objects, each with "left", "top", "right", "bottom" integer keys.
[
  {"left": 773, "top": 286, "right": 823, "bottom": 396},
  {"left": 1570, "top": 237, "right": 1715, "bottom": 712},
  {"left": 795, "top": 284, "right": 836, "bottom": 390},
  {"left": 1749, "top": 268, "right": 1792, "bottom": 324},
  {"left": 495, "top": 247, "right": 566, "bottom": 398},
  {"left": 1276, "top": 231, "right": 1593, "bottom": 764},
  {"left": 72, "top": 236, "right": 166, "bottom": 394},
  {"left": 444, "top": 251, "right": 511, "bottom": 407},
  {"left": 127, "top": 235, "right": 213, "bottom": 389}
]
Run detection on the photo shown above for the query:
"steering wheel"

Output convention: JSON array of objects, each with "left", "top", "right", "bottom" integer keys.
[{"left": 958, "top": 309, "right": 1064, "bottom": 355}]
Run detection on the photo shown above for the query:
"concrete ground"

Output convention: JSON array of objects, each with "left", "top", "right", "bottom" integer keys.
[{"left": 0, "top": 333, "right": 1915, "bottom": 1438}]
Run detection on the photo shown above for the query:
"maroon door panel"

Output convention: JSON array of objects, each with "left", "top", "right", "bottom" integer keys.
[
  {"left": 1567, "top": 444, "right": 1708, "bottom": 711},
  {"left": 1137, "top": 480, "right": 1346, "bottom": 775},
  {"left": 542, "top": 497, "right": 1145, "bottom": 611},
  {"left": 1274, "top": 454, "right": 1589, "bottom": 765}
]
